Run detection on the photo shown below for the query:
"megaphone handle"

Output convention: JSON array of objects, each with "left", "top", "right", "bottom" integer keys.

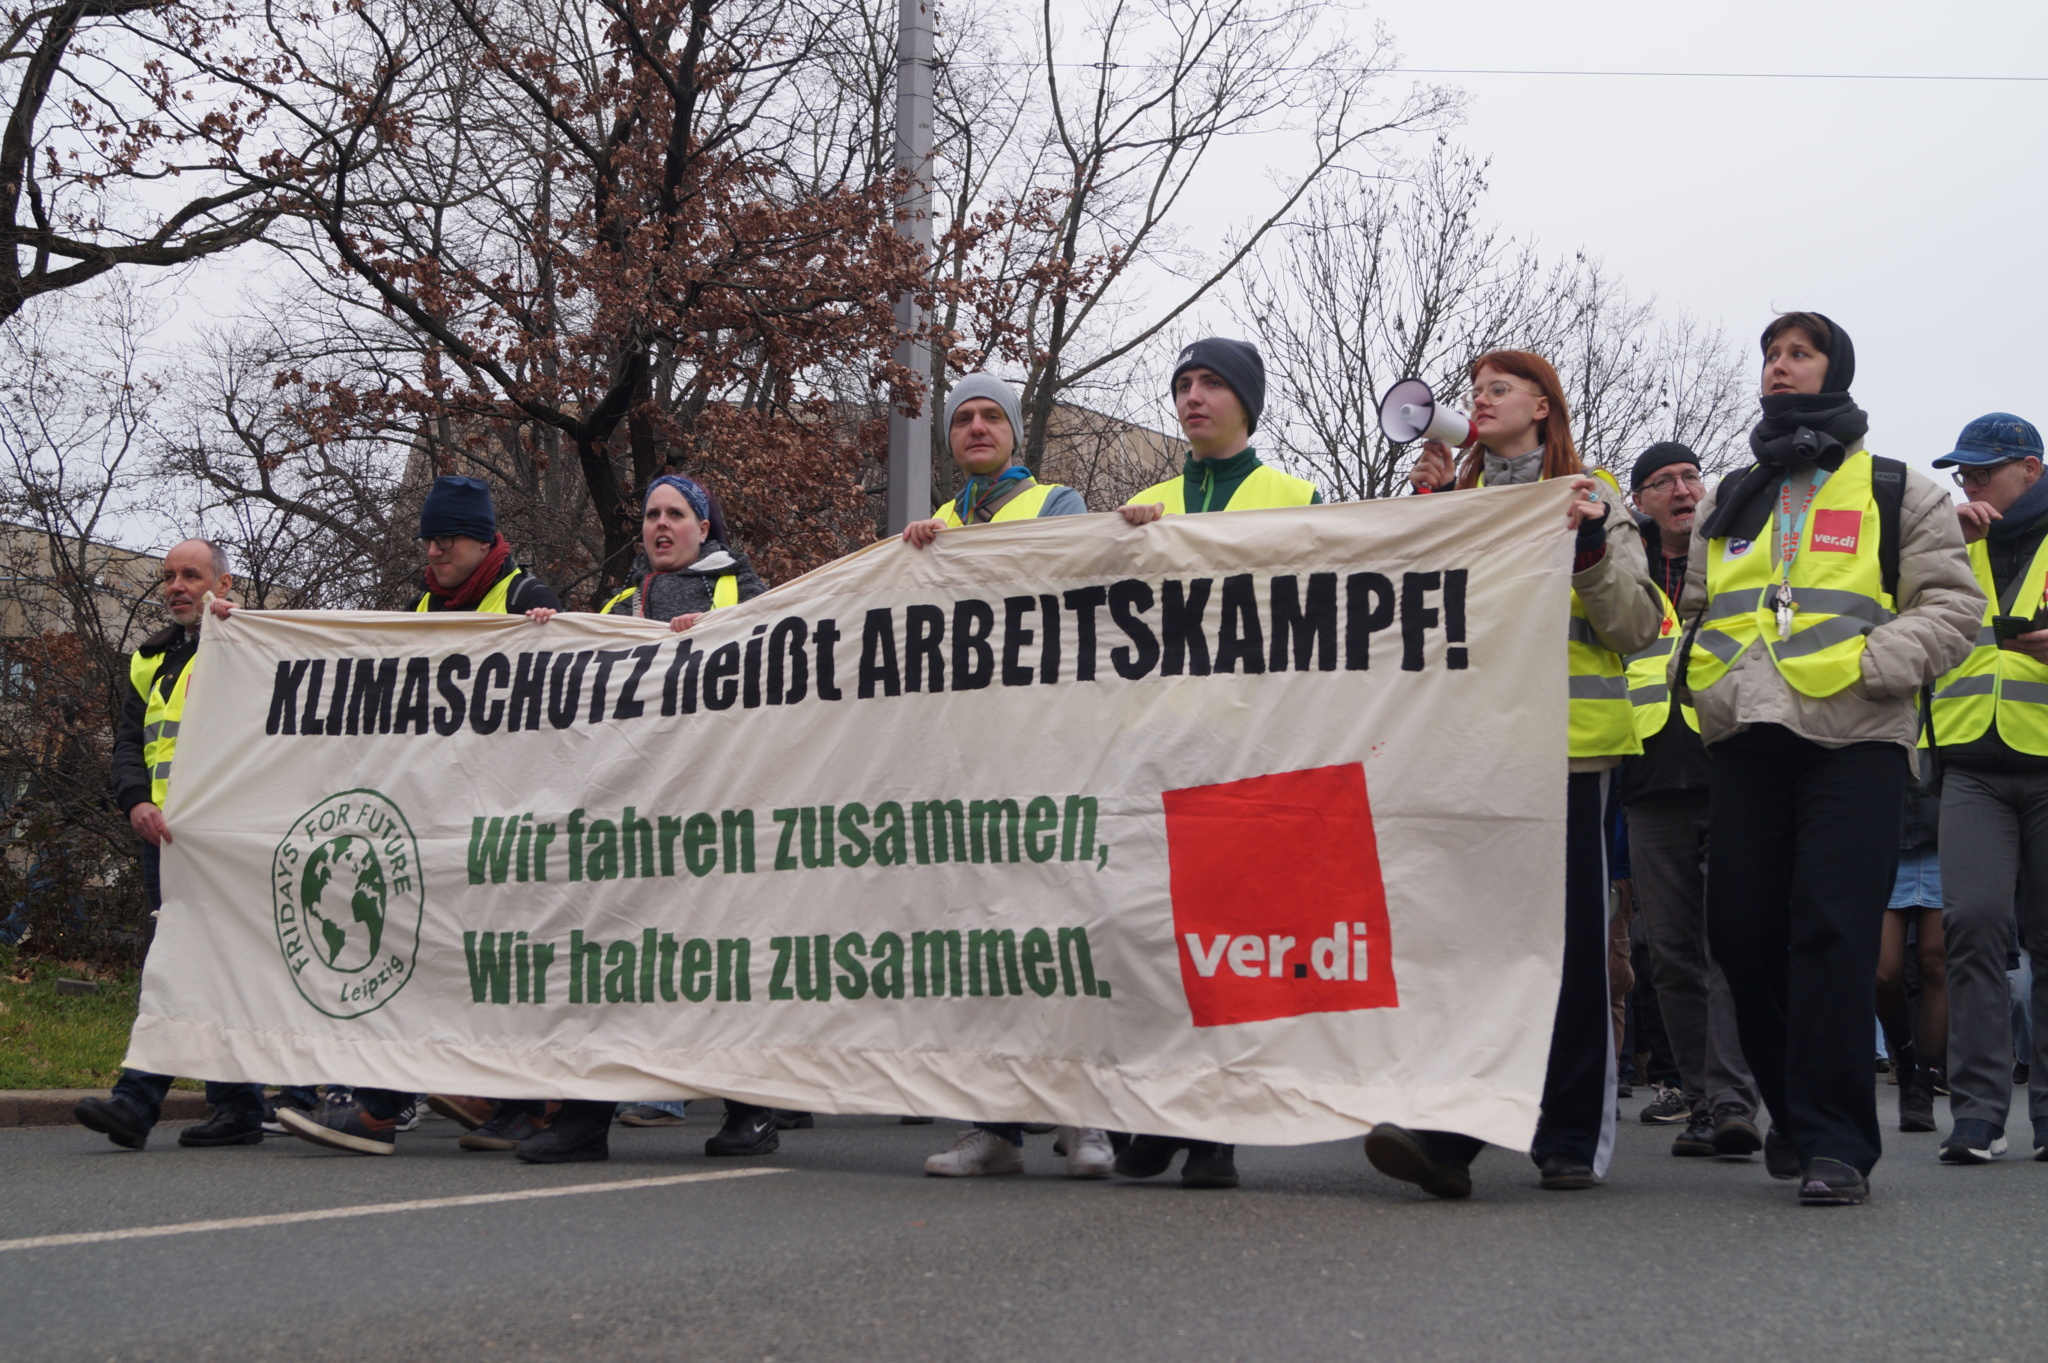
[{"left": 1408, "top": 442, "right": 1457, "bottom": 493}]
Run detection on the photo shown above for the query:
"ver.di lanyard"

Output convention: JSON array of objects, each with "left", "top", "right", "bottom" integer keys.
[{"left": 1769, "top": 467, "right": 1831, "bottom": 640}]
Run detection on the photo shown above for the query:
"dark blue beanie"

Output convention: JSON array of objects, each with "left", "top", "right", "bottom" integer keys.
[
  {"left": 418, "top": 475, "right": 497, "bottom": 541},
  {"left": 1170, "top": 338, "right": 1265, "bottom": 436}
]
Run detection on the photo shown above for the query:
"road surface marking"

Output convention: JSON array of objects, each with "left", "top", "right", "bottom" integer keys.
[{"left": 0, "top": 1166, "right": 788, "bottom": 1253}]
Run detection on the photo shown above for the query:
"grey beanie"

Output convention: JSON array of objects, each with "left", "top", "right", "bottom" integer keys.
[{"left": 942, "top": 373, "right": 1024, "bottom": 457}]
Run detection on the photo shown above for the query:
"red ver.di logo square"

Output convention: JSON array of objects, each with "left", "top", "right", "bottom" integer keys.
[
  {"left": 1162, "top": 763, "right": 1397, "bottom": 1027},
  {"left": 1809, "top": 508, "right": 1862, "bottom": 553}
]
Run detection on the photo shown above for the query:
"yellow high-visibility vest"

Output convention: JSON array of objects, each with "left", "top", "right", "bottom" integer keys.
[
  {"left": 602, "top": 573, "right": 740, "bottom": 616},
  {"left": 1687, "top": 452, "right": 1894, "bottom": 699},
  {"left": 1928, "top": 534, "right": 2048, "bottom": 754},
  {"left": 1477, "top": 465, "right": 1638, "bottom": 759},
  {"left": 1626, "top": 581, "right": 1699, "bottom": 739},
  {"left": 128, "top": 647, "right": 195, "bottom": 808},
  {"left": 1134, "top": 463, "right": 1318, "bottom": 513},
  {"left": 934, "top": 480, "right": 1062, "bottom": 526},
  {"left": 413, "top": 567, "right": 523, "bottom": 615}
]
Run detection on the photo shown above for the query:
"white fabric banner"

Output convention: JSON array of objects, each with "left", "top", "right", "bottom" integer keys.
[{"left": 128, "top": 480, "right": 1574, "bottom": 1149}]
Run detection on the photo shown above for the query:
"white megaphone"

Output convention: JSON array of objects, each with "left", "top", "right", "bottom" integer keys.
[{"left": 1377, "top": 377, "right": 1473, "bottom": 447}]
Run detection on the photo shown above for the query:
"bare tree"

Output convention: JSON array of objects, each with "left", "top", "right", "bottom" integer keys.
[
  {"left": 0, "top": 0, "right": 319, "bottom": 323},
  {"left": 936, "top": 0, "right": 1456, "bottom": 473},
  {"left": 0, "top": 281, "right": 166, "bottom": 957},
  {"left": 1240, "top": 140, "right": 1751, "bottom": 499}
]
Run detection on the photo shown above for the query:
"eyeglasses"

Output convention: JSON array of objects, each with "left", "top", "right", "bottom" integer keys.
[
  {"left": 1639, "top": 471, "right": 1704, "bottom": 496},
  {"left": 1469, "top": 380, "right": 1538, "bottom": 405},
  {"left": 419, "top": 535, "right": 465, "bottom": 552},
  {"left": 1952, "top": 461, "right": 2019, "bottom": 488}
]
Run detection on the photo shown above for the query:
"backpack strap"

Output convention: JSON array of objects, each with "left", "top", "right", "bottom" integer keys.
[{"left": 1871, "top": 455, "right": 1907, "bottom": 601}]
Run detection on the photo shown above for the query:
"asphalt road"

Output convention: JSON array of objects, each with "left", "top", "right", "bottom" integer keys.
[{"left": 3, "top": 1084, "right": 2044, "bottom": 1363}]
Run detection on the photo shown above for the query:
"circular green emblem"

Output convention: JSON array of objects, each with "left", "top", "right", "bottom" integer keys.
[{"left": 272, "top": 789, "right": 425, "bottom": 1018}]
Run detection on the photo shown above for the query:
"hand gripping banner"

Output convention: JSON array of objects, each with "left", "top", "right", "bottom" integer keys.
[{"left": 128, "top": 481, "right": 1575, "bottom": 1149}]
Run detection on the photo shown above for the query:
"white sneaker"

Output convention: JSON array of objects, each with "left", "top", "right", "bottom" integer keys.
[
  {"left": 923, "top": 1127, "right": 1025, "bottom": 1177},
  {"left": 1062, "top": 1126, "right": 1114, "bottom": 1179}
]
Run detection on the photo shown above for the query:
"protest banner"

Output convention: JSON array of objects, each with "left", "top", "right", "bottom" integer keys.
[{"left": 127, "top": 479, "right": 1575, "bottom": 1149}]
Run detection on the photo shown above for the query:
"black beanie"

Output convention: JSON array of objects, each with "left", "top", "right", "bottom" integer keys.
[
  {"left": 418, "top": 475, "right": 497, "bottom": 541},
  {"left": 1630, "top": 441, "right": 1701, "bottom": 491},
  {"left": 1170, "top": 338, "right": 1265, "bottom": 436},
  {"left": 1760, "top": 312, "right": 1855, "bottom": 393}
]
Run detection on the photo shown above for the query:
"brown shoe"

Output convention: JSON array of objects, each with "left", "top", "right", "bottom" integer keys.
[{"left": 426, "top": 1095, "right": 494, "bottom": 1130}]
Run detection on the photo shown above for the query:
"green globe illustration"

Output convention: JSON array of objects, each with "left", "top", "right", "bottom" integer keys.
[{"left": 299, "top": 833, "right": 388, "bottom": 971}]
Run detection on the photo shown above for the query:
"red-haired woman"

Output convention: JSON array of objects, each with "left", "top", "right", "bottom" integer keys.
[{"left": 1370, "top": 351, "right": 1663, "bottom": 1195}]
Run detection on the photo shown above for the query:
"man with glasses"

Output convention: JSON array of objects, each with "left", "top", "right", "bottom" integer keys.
[
  {"left": 1618, "top": 444, "right": 1763, "bottom": 1159},
  {"left": 1929, "top": 414, "right": 2048, "bottom": 1164},
  {"left": 279, "top": 475, "right": 564, "bottom": 1157}
]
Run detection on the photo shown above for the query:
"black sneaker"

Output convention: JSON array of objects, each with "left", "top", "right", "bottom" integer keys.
[
  {"left": 1638, "top": 1083, "right": 1689, "bottom": 1124},
  {"left": 1939, "top": 1118, "right": 2008, "bottom": 1164},
  {"left": 1362, "top": 1124, "right": 1473, "bottom": 1200},
  {"left": 1113, "top": 1134, "right": 1184, "bottom": 1179},
  {"left": 1710, "top": 1105, "right": 1763, "bottom": 1157},
  {"left": 1537, "top": 1154, "right": 1597, "bottom": 1190},
  {"left": 178, "top": 1107, "right": 265, "bottom": 1147},
  {"left": 516, "top": 1110, "right": 611, "bottom": 1164},
  {"left": 1897, "top": 1064, "right": 1936, "bottom": 1133},
  {"left": 1764, "top": 1125, "right": 1799, "bottom": 1180},
  {"left": 262, "top": 1093, "right": 315, "bottom": 1136},
  {"left": 2033, "top": 1116, "right": 2047, "bottom": 1161},
  {"left": 774, "top": 1110, "right": 814, "bottom": 1130},
  {"left": 705, "top": 1107, "right": 779, "bottom": 1156},
  {"left": 392, "top": 1100, "right": 422, "bottom": 1133},
  {"left": 276, "top": 1100, "right": 398, "bottom": 1155},
  {"left": 1671, "top": 1110, "right": 1716, "bottom": 1157},
  {"left": 1180, "top": 1142, "right": 1239, "bottom": 1189},
  {"left": 73, "top": 1095, "right": 150, "bottom": 1150},
  {"left": 1797, "top": 1157, "right": 1869, "bottom": 1206},
  {"left": 459, "top": 1107, "right": 550, "bottom": 1151}
]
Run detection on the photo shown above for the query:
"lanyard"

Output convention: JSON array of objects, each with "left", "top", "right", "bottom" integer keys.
[{"left": 1774, "top": 468, "right": 1831, "bottom": 577}]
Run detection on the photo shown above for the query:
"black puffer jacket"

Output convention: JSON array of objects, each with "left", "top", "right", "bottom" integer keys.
[{"left": 603, "top": 542, "right": 766, "bottom": 621}]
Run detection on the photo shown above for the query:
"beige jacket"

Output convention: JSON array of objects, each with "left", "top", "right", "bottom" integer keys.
[
  {"left": 1571, "top": 477, "right": 1665, "bottom": 773},
  {"left": 1672, "top": 450, "right": 1982, "bottom": 753}
]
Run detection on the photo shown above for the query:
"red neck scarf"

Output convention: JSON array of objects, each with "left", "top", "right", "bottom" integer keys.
[{"left": 425, "top": 534, "right": 513, "bottom": 610}]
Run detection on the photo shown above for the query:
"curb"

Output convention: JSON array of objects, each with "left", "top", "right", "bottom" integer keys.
[{"left": 0, "top": 1090, "right": 211, "bottom": 1128}]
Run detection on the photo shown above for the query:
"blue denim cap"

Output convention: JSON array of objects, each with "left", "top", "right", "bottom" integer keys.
[{"left": 1931, "top": 412, "right": 2044, "bottom": 468}]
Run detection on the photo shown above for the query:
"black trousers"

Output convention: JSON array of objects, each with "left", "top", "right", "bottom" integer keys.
[
  {"left": 1706, "top": 730, "right": 1905, "bottom": 1175},
  {"left": 1428, "top": 771, "right": 1614, "bottom": 1170}
]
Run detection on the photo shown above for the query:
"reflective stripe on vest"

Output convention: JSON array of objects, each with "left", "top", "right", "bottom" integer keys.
[
  {"left": 1687, "top": 451, "right": 1894, "bottom": 699},
  {"left": 1625, "top": 582, "right": 1699, "bottom": 739},
  {"left": 414, "top": 568, "right": 521, "bottom": 615},
  {"left": 933, "top": 480, "right": 1061, "bottom": 527},
  {"left": 1568, "top": 591, "right": 1640, "bottom": 759},
  {"left": 1928, "top": 534, "right": 2048, "bottom": 755},
  {"left": 129, "top": 648, "right": 195, "bottom": 808},
  {"left": 600, "top": 573, "right": 740, "bottom": 616},
  {"left": 1480, "top": 467, "right": 1636, "bottom": 759},
  {"left": 1134, "top": 463, "right": 1318, "bottom": 513}
]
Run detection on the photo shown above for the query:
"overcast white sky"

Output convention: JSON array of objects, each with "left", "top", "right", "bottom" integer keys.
[
  {"left": 1355, "top": 0, "right": 2043, "bottom": 487},
  {"left": 136, "top": 0, "right": 2043, "bottom": 536}
]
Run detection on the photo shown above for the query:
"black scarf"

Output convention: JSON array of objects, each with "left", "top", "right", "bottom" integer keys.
[{"left": 1700, "top": 313, "right": 1869, "bottom": 544}]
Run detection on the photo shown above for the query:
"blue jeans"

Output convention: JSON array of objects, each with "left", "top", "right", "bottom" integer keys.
[
  {"left": 111, "top": 1070, "right": 264, "bottom": 1128},
  {"left": 974, "top": 1123, "right": 1024, "bottom": 1144}
]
